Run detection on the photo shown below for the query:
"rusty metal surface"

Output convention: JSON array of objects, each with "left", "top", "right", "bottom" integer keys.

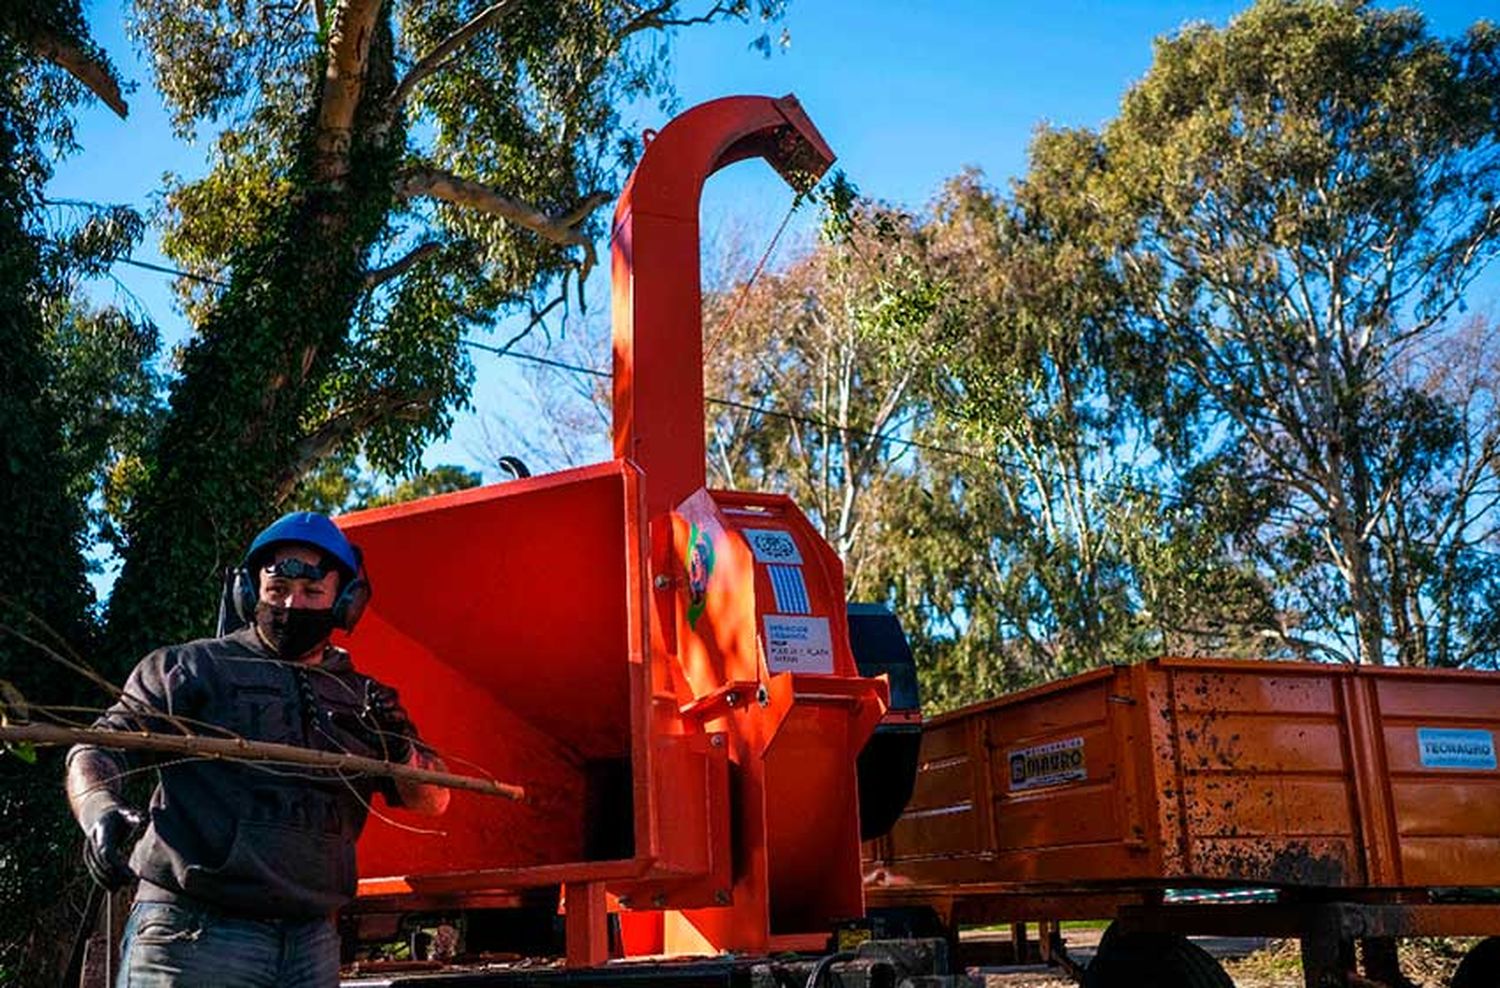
[
  {"left": 865, "top": 657, "right": 1500, "bottom": 910},
  {"left": 1116, "top": 902, "right": 1500, "bottom": 939}
]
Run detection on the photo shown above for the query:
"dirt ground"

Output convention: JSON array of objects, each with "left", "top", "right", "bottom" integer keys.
[{"left": 963, "top": 930, "right": 1480, "bottom": 987}]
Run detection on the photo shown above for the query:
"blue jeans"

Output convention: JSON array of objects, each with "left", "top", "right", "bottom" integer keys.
[{"left": 116, "top": 900, "right": 339, "bottom": 987}]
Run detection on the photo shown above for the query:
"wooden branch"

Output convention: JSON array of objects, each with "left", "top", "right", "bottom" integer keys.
[
  {"left": 1, "top": 722, "right": 524, "bottom": 801},
  {"left": 313, "top": 0, "right": 385, "bottom": 185},
  {"left": 275, "top": 389, "right": 437, "bottom": 501},
  {"left": 395, "top": 168, "right": 607, "bottom": 251},
  {"left": 30, "top": 30, "right": 127, "bottom": 119},
  {"left": 364, "top": 241, "right": 443, "bottom": 290},
  {"left": 621, "top": 1, "right": 737, "bottom": 38},
  {"left": 387, "top": 0, "right": 524, "bottom": 114}
]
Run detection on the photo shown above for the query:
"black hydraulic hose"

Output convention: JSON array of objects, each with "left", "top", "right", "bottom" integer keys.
[{"left": 805, "top": 950, "right": 857, "bottom": 988}]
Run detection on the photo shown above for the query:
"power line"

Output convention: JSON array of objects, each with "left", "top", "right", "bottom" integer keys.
[
  {"left": 458, "top": 338, "right": 1500, "bottom": 562},
  {"left": 102, "top": 252, "right": 1500, "bottom": 563},
  {"left": 462, "top": 337, "right": 610, "bottom": 378},
  {"left": 116, "top": 257, "right": 228, "bottom": 287}
]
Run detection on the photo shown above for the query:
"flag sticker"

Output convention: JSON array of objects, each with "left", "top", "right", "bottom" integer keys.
[{"left": 768, "top": 564, "right": 811, "bottom": 614}]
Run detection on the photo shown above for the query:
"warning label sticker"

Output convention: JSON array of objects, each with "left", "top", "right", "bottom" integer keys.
[
  {"left": 1007, "top": 737, "right": 1087, "bottom": 791},
  {"left": 1417, "top": 728, "right": 1497, "bottom": 770},
  {"left": 763, "top": 615, "right": 834, "bottom": 674}
]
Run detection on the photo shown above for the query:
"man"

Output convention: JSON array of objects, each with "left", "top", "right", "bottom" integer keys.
[{"left": 66, "top": 511, "right": 448, "bottom": 986}]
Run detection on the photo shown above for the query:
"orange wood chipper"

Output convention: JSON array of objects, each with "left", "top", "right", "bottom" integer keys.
[{"left": 329, "top": 95, "right": 938, "bottom": 986}]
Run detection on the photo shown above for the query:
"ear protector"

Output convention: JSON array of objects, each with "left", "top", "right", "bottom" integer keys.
[{"left": 230, "top": 545, "right": 372, "bottom": 632}]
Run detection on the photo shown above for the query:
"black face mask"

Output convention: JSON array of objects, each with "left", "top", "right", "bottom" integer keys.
[{"left": 254, "top": 602, "right": 337, "bottom": 660}]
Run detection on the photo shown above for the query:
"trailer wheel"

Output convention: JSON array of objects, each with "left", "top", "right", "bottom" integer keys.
[
  {"left": 1084, "top": 923, "right": 1234, "bottom": 988},
  {"left": 1453, "top": 937, "right": 1500, "bottom": 988}
]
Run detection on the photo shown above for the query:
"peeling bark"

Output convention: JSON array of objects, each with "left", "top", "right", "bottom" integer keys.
[
  {"left": 313, "top": 0, "right": 386, "bottom": 186},
  {"left": 395, "top": 167, "right": 606, "bottom": 250}
]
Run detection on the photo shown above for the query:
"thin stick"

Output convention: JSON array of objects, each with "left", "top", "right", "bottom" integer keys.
[{"left": 1, "top": 723, "right": 524, "bottom": 802}]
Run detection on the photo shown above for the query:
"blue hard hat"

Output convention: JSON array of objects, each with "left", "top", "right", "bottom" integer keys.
[{"left": 243, "top": 512, "right": 359, "bottom": 577}]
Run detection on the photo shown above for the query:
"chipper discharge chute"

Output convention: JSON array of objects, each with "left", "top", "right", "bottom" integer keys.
[{"left": 331, "top": 95, "right": 909, "bottom": 967}]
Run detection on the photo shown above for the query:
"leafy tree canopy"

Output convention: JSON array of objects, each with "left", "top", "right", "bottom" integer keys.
[
  {"left": 104, "top": 0, "right": 791, "bottom": 661},
  {"left": 1063, "top": 0, "right": 1500, "bottom": 664}
]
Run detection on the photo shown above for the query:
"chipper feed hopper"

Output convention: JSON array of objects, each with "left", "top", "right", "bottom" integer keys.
[{"left": 332, "top": 96, "right": 911, "bottom": 967}]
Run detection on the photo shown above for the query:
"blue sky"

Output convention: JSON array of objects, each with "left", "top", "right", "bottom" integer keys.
[{"left": 52, "top": 0, "right": 1499, "bottom": 480}]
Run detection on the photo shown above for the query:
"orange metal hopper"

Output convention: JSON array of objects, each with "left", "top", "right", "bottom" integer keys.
[{"left": 336, "top": 96, "right": 890, "bottom": 966}]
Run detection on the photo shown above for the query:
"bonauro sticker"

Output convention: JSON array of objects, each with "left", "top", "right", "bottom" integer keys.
[{"left": 1007, "top": 737, "right": 1086, "bottom": 791}]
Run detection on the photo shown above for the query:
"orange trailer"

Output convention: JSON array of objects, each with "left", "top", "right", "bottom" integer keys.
[{"left": 865, "top": 657, "right": 1500, "bottom": 987}]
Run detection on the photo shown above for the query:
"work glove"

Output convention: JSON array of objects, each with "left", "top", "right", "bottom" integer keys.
[
  {"left": 82, "top": 805, "right": 144, "bottom": 891},
  {"left": 362, "top": 683, "right": 416, "bottom": 764}
]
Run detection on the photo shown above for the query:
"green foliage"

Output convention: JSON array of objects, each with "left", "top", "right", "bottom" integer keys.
[
  {"left": 1091, "top": 0, "right": 1500, "bottom": 664},
  {"left": 107, "top": 1, "right": 791, "bottom": 664},
  {"left": 0, "top": 4, "right": 134, "bottom": 979},
  {"left": 290, "top": 459, "right": 483, "bottom": 513}
]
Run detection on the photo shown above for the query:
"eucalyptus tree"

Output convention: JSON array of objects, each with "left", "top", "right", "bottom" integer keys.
[
  {"left": 105, "top": 0, "right": 788, "bottom": 660},
  {"left": 704, "top": 188, "right": 950, "bottom": 593},
  {"left": 919, "top": 158, "right": 1279, "bottom": 690},
  {"left": 1085, "top": 0, "right": 1500, "bottom": 665}
]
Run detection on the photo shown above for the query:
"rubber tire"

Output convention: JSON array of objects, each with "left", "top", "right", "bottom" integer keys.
[
  {"left": 1084, "top": 923, "right": 1235, "bottom": 988},
  {"left": 1453, "top": 937, "right": 1500, "bottom": 988}
]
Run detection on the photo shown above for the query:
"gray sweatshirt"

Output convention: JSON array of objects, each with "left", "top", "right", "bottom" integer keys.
[{"left": 68, "top": 627, "right": 405, "bottom": 919}]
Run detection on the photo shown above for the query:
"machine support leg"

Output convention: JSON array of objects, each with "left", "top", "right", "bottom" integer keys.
[
  {"left": 1301, "top": 921, "right": 1357, "bottom": 988},
  {"left": 564, "top": 881, "right": 610, "bottom": 968},
  {"left": 1037, "top": 921, "right": 1055, "bottom": 963},
  {"left": 1038, "top": 920, "right": 1086, "bottom": 981},
  {"left": 1010, "top": 922, "right": 1028, "bottom": 964},
  {"left": 1361, "top": 937, "right": 1416, "bottom": 988}
]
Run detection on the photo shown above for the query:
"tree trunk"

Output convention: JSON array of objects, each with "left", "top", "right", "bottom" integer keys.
[{"left": 104, "top": 12, "right": 403, "bottom": 664}]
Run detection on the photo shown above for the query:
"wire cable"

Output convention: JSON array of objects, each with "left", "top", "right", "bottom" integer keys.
[{"left": 102, "top": 252, "right": 1500, "bottom": 562}]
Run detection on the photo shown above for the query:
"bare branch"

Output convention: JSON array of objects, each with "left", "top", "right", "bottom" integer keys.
[
  {"left": 274, "top": 389, "right": 438, "bottom": 501},
  {"left": 396, "top": 168, "right": 608, "bottom": 284},
  {"left": 29, "top": 30, "right": 127, "bottom": 119},
  {"left": 1, "top": 722, "right": 524, "bottom": 801},
  {"left": 364, "top": 241, "right": 443, "bottom": 290},
  {"left": 621, "top": 1, "right": 739, "bottom": 38},
  {"left": 397, "top": 168, "right": 607, "bottom": 247},
  {"left": 387, "top": 0, "right": 524, "bottom": 114}
]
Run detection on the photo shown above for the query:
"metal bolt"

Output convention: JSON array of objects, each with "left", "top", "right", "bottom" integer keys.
[
  {"left": 652, "top": 894, "right": 668, "bottom": 908},
  {"left": 713, "top": 889, "right": 731, "bottom": 906},
  {"left": 710, "top": 734, "right": 725, "bottom": 748},
  {"left": 724, "top": 691, "right": 739, "bottom": 707},
  {"left": 756, "top": 685, "right": 769, "bottom": 707},
  {"left": 654, "top": 574, "right": 672, "bottom": 590}
]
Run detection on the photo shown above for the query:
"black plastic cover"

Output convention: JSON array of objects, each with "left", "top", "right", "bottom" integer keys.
[{"left": 847, "top": 603, "right": 922, "bottom": 841}]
